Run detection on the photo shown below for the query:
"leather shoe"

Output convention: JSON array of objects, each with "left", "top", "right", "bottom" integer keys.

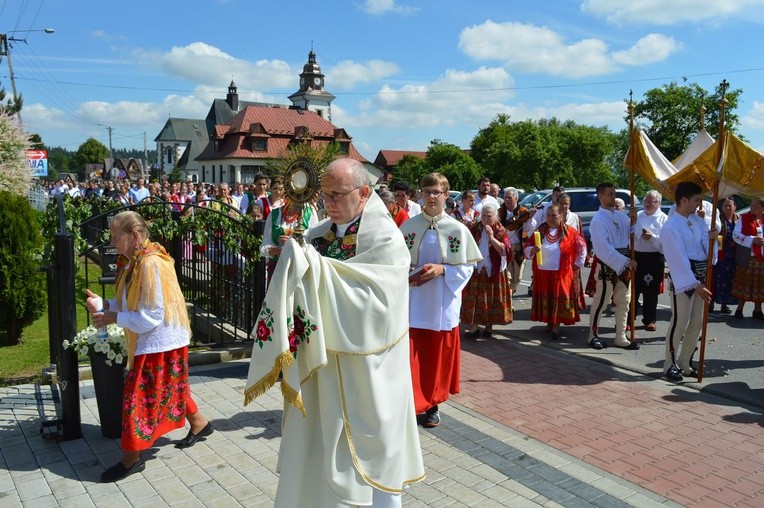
[
  {"left": 720, "top": 305, "right": 732, "bottom": 314},
  {"left": 175, "top": 422, "right": 213, "bottom": 449},
  {"left": 464, "top": 330, "right": 480, "bottom": 339},
  {"left": 753, "top": 311, "right": 764, "bottom": 321},
  {"left": 616, "top": 341, "right": 640, "bottom": 350},
  {"left": 644, "top": 322, "right": 657, "bottom": 332},
  {"left": 734, "top": 309, "right": 744, "bottom": 319},
  {"left": 589, "top": 337, "right": 605, "bottom": 350},
  {"left": 682, "top": 368, "right": 699, "bottom": 378},
  {"left": 101, "top": 457, "right": 145, "bottom": 483},
  {"left": 664, "top": 366, "right": 683, "bottom": 382},
  {"left": 423, "top": 406, "right": 440, "bottom": 428}
]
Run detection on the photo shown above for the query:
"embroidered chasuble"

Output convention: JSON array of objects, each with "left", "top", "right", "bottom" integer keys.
[{"left": 244, "top": 192, "right": 425, "bottom": 507}]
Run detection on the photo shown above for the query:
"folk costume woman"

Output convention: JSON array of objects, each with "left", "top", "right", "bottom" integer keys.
[
  {"left": 451, "top": 189, "right": 480, "bottom": 225},
  {"left": 87, "top": 211, "right": 212, "bottom": 484},
  {"left": 525, "top": 204, "right": 587, "bottom": 339},
  {"left": 400, "top": 173, "right": 481, "bottom": 428},
  {"left": 731, "top": 197, "right": 764, "bottom": 319},
  {"left": 712, "top": 197, "right": 738, "bottom": 314},
  {"left": 460, "top": 198, "right": 513, "bottom": 337}
]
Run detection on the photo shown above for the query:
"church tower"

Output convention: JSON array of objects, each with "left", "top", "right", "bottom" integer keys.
[
  {"left": 289, "top": 50, "right": 335, "bottom": 121},
  {"left": 226, "top": 80, "right": 239, "bottom": 112}
]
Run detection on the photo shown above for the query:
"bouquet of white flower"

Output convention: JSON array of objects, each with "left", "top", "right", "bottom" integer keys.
[{"left": 63, "top": 324, "right": 127, "bottom": 366}]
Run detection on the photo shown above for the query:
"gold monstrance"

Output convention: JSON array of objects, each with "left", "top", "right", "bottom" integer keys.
[{"left": 281, "top": 159, "right": 323, "bottom": 245}]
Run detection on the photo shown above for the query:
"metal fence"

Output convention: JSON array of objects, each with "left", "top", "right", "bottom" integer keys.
[
  {"left": 28, "top": 184, "right": 50, "bottom": 212},
  {"left": 77, "top": 201, "right": 265, "bottom": 347}
]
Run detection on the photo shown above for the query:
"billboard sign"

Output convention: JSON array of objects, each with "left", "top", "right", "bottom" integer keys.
[{"left": 25, "top": 150, "right": 48, "bottom": 177}]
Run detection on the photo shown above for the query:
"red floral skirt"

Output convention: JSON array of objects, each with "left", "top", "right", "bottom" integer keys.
[
  {"left": 460, "top": 268, "right": 513, "bottom": 325},
  {"left": 121, "top": 346, "right": 197, "bottom": 451},
  {"left": 732, "top": 257, "right": 764, "bottom": 302},
  {"left": 410, "top": 327, "right": 460, "bottom": 414},
  {"left": 531, "top": 268, "right": 580, "bottom": 325}
]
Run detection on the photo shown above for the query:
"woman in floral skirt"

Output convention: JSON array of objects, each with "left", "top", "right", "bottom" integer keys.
[{"left": 87, "top": 211, "right": 212, "bottom": 483}]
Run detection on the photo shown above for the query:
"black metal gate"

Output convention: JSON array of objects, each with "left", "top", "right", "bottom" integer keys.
[{"left": 45, "top": 196, "right": 265, "bottom": 440}]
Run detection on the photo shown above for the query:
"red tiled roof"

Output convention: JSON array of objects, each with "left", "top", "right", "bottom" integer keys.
[
  {"left": 196, "top": 105, "right": 367, "bottom": 162},
  {"left": 374, "top": 150, "right": 427, "bottom": 168}
]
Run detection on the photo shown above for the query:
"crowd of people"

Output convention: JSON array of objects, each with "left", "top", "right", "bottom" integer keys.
[{"left": 69, "top": 161, "right": 762, "bottom": 507}]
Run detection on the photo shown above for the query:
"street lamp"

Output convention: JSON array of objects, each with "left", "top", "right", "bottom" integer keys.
[{"left": 0, "top": 28, "right": 55, "bottom": 117}]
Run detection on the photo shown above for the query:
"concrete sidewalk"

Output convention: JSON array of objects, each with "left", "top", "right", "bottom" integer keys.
[{"left": 1, "top": 359, "right": 679, "bottom": 508}]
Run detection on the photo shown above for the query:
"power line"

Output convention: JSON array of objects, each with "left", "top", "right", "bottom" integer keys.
[{"left": 10, "top": 65, "right": 764, "bottom": 97}]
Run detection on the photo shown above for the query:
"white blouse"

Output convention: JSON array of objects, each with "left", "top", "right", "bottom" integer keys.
[{"left": 409, "top": 229, "right": 474, "bottom": 331}]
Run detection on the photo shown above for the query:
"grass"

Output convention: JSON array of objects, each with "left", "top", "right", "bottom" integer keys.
[{"left": 0, "top": 256, "right": 115, "bottom": 385}]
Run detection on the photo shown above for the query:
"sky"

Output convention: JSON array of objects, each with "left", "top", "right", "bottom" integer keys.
[{"left": 3, "top": 0, "right": 764, "bottom": 163}]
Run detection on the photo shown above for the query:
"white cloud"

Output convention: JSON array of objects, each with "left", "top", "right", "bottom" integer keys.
[
  {"left": 90, "top": 30, "right": 126, "bottom": 42},
  {"left": 339, "top": 66, "right": 514, "bottom": 131},
  {"left": 612, "top": 33, "right": 682, "bottom": 65},
  {"left": 582, "top": 0, "right": 764, "bottom": 25},
  {"left": 135, "top": 42, "right": 294, "bottom": 90},
  {"left": 459, "top": 20, "right": 679, "bottom": 77},
  {"left": 326, "top": 60, "right": 400, "bottom": 90},
  {"left": 361, "top": 0, "right": 420, "bottom": 15},
  {"left": 742, "top": 100, "right": 764, "bottom": 130}
]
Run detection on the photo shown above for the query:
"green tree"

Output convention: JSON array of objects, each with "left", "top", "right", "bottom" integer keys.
[
  {"left": 422, "top": 140, "right": 481, "bottom": 192},
  {"left": 73, "top": 138, "right": 109, "bottom": 174},
  {"left": 29, "top": 133, "right": 45, "bottom": 150},
  {"left": 0, "top": 191, "right": 46, "bottom": 346},
  {"left": 392, "top": 154, "right": 428, "bottom": 188},
  {"left": 632, "top": 81, "right": 742, "bottom": 161},
  {"left": 0, "top": 83, "right": 22, "bottom": 115}
]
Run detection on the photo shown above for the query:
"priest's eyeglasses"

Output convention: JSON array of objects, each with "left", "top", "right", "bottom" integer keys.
[{"left": 321, "top": 186, "right": 361, "bottom": 203}]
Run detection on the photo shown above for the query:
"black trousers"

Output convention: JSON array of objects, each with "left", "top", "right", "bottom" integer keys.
[{"left": 635, "top": 251, "right": 665, "bottom": 324}]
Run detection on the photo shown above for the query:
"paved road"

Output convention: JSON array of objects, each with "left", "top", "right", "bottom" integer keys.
[{"left": 508, "top": 265, "right": 764, "bottom": 410}]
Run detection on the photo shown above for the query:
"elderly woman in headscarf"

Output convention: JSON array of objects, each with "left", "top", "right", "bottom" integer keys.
[{"left": 460, "top": 197, "right": 513, "bottom": 337}]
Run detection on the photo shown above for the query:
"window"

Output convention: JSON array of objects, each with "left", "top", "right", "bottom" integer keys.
[
  {"left": 339, "top": 141, "right": 350, "bottom": 154},
  {"left": 166, "top": 146, "right": 173, "bottom": 163},
  {"left": 252, "top": 138, "right": 267, "bottom": 151}
]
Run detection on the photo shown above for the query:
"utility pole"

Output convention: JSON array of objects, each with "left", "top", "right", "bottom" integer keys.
[
  {"left": 0, "top": 33, "right": 20, "bottom": 119},
  {"left": 0, "top": 28, "right": 55, "bottom": 119},
  {"left": 106, "top": 126, "right": 114, "bottom": 160}
]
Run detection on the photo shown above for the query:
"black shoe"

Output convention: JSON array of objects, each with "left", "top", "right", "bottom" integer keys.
[
  {"left": 616, "top": 341, "right": 640, "bottom": 351},
  {"left": 175, "top": 422, "right": 214, "bottom": 449},
  {"left": 482, "top": 328, "right": 493, "bottom": 337},
  {"left": 720, "top": 305, "right": 732, "bottom": 314},
  {"left": 464, "top": 330, "right": 480, "bottom": 339},
  {"left": 664, "top": 366, "right": 683, "bottom": 382},
  {"left": 734, "top": 309, "right": 744, "bottom": 319},
  {"left": 416, "top": 413, "right": 426, "bottom": 426},
  {"left": 527, "top": 287, "right": 533, "bottom": 296},
  {"left": 550, "top": 331, "right": 560, "bottom": 341},
  {"left": 683, "top": 368, "right": 699, "bottom": 378},
  {"left": 423, "top": 406, "right": 440, "bottom": 428},
  {"left": 101, "top": 457, "right": 145, "bottom": 483},
  {"left": 589, "top": 337, "right": 604, "bottom": 350},
  {"left": 753, "top": 311, "right": 764, "bottom": 321}
]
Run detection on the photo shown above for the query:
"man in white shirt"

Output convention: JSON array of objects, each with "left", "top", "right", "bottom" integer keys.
[
  {"left": 128, "top": 178, "right": 150, "bottom": 204},
  {"left": 587, "top": 182, "right": 639, "bottom": 350},
  {"left": 661, "top": 181, "right": 714, "bottom": 382},
  {"left": 634, "top": 190, "right": 668, "bottom": 331}
]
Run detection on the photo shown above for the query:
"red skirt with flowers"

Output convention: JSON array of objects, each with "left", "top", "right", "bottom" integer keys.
[
  {"left": 531, "top": 267, "right": 581, "bottom": 325},
  {"left": 121, "top": 346, "right": 197, "bottom": 451},
  {"left": 460, "top": 267, "right": 513, "bottom": 325}
]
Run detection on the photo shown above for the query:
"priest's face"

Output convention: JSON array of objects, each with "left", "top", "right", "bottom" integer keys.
[
  {"left": 421, "top": 185, "right": 446, "bottom": 216},
  {"left": 321, "top": 160, "right": 370, "bottom": 224}
]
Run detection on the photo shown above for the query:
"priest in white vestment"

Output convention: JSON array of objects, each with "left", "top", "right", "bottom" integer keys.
[{"left": 244, "top": 158, "right": 425, "bottom": 507}]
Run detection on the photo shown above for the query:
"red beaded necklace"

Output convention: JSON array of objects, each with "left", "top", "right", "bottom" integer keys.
[{"left": 545, "top": 227, "right": 561, "bottom": 243}]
